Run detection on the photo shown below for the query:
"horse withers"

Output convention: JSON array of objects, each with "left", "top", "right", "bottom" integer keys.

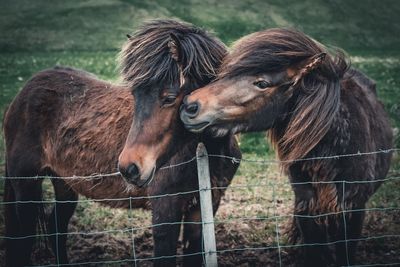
[
  {"left": 181, "top": 28, "right": 393, "bottom": 266},
  {"left": 3, "top": 20, "right": 241, "bottom": 267}
]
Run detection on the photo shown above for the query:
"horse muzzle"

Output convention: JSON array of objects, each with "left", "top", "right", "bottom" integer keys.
[
  {"left": 118, "top": 162, "right": 156, "bottom": 188},
  {"left": 180, "top": 104, "right": 213, "bottom": 133}
]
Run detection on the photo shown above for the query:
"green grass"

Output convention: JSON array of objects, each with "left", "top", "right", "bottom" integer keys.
[{"left": 1, "top": 0, "right": 400, "bottom": 53}]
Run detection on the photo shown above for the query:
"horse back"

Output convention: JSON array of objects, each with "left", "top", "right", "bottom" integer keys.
[{"left": 344, "top": 68, "right": 377, "bottom": 95}]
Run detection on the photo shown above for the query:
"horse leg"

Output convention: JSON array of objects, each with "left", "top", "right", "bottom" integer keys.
[
  {"left": 5, "top": 177, "right": 44, "bottom": 267},
  {"left": 335, "top": 208, "right": 365, "bottom": 266},
  {"left": 296, "top": 216, "right": 329, "bottom": 267},
  {"left": 48, "top": 178, "right": 78, "bottom": 264},
  {"left": 347, "top": 209, "right": 365, "bottom": 264},
  {"left": 182, "top": 203, "right": 203, "bottom": 267},
  {"left": 294, "top": 184, "right": 328, "bottom": 267},
  {"left": 151, "top": 195, "right": 184, "bottom": 267}
]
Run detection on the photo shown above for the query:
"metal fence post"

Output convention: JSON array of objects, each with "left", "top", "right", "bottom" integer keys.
[{"left": 196, "top": 142, "right": 218, "bottom": 267}]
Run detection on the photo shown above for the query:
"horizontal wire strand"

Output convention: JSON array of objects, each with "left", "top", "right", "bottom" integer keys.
[
  {"left": 1, "top": 175, "right": 400, "bottom": 205},
  {"left": 1, "top": 147, "right": 399, "bottom": 265},
  {"left": 1, "top": 206, "right": 399, "bottom": 240},
  {"left": 0, "top": 148, "right": 398, "bottom": 180}
]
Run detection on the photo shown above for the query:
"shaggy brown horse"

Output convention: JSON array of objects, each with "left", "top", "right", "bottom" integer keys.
[
  {"left": 180, "top": 28, "right": 393, "bottom": 266},
  {"left": 3, "top": 20, "right": 241, "bottom": 267}
]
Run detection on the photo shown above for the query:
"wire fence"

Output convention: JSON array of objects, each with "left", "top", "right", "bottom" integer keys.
[{"left": 0, "top": 147, "right": 399, "bottom": 266}]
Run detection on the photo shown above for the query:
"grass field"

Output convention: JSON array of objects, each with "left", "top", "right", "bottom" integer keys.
[{"left": 0, "top": 0, "right": 399, "bottom": 265}]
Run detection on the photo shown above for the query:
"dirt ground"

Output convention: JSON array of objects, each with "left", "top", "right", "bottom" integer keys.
[
  {"left": 0, "top": 195, "right": 400, "bottom": 266},
  {"left": 1, "top": 162, "right": 400, "bottom": 267}
]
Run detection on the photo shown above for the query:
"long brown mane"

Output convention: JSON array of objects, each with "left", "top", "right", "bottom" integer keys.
[
  {"left": 219, "top": 28, "right": 349, "bottom": 165},
  {"left": 119, "top": 19, "right": 227, "bottom": 90}
]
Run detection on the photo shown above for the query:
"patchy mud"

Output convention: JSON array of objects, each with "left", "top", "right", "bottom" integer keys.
[
  {"left": 0, "top": 201, "right": 399, "bottom": 267},
  {"left": 1, "top": 168, "right": 399, "bottom": 266}
]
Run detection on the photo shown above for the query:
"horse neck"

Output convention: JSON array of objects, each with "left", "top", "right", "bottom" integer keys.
[{"left": 200, "top": 133, "right": 238, "bottom": 157}]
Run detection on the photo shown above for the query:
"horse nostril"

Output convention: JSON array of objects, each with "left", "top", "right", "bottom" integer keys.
[
  {"left": 184, "top": 102, "right": 200, "bottom": 118},
  {"left": 119, "top": 163, "right": 141, "bottom": 183},
  {"left": 128, "top": 164, "right": 140, "bottom": 177}
]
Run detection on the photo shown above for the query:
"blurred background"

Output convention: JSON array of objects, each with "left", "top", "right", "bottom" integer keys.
[{"left": 0, "top": 0, "right": 399, "bottom": 265}]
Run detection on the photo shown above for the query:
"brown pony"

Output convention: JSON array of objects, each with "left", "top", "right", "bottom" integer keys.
[
  {"left": 3, "top": 20, "right": 241, "bottom": 267},
  {"left": 181, "top": 28, "right": 393, "bottom": 266}
]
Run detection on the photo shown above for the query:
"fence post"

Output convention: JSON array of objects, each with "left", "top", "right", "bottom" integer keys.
[{"left": 196, "top": 142, "right": 218, "bottom": 267}]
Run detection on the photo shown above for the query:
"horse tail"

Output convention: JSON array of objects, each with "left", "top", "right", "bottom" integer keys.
[
  {"left": 3, "top": 154, "right": 47, "bottom": 229},
  {"left": 3, "top": 156, "right": 16, "bottom": 236},
  {"left": 37, "top": 188, "right": 48, "bottom": 249},
  {"left": 4, "top": 162, "right": 18, "bottom": 265},
  {"left": 4, "top": 180, "right": 48, "bottom": 267},
  {"left": 2, "top": 103, "right": 9, "bottom": 128}
]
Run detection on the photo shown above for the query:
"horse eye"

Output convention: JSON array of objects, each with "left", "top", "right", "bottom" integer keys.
[
  {"left": 253, "top": 80, "right": 271, "bottom": 89},
  {"left": 162, "top": 95, "right": 177, "bottom": 107}
]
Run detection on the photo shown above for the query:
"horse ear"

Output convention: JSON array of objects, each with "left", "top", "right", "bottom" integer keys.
[
  {"left": 168, "top": 33, "right": 182, "bottom": 62},
  {"left": 292, "top": 52, "right": 326, "bottom": 86}
]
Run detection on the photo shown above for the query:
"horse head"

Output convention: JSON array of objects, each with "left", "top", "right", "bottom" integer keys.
[
  {"left": 181, "top": 28, "right": 347, "bottom": 162},
  {"left": 118, "top": 19, "right": 226, "bottom": 186}
]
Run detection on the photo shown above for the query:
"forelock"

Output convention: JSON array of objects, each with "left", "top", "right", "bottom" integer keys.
[
  {"left": 218, "top": 28, "right": 326, "bottom": 79},
  {"left": 118, "top": 19, "right": 227, "bottom": 91}
]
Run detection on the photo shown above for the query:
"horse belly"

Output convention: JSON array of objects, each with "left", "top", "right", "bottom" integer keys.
[{"left": 63, "top": 176, "right": 149, "bottom": 209}]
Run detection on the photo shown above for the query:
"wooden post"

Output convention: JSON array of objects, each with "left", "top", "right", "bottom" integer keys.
[{"left": 196, "top": 143, "right": 218, "bottom": 267}]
